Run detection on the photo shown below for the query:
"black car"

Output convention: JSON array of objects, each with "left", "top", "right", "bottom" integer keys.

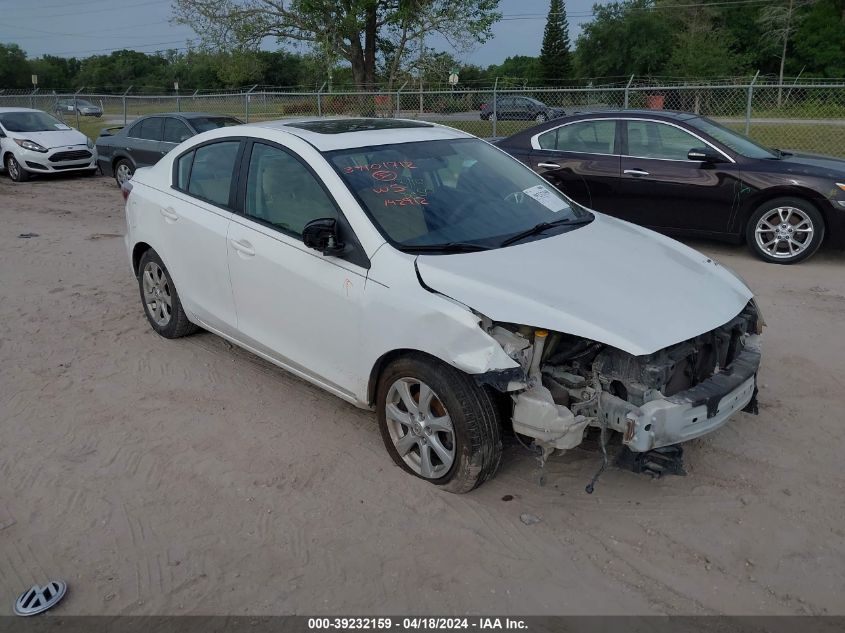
[
  {"left": 96, "top": 112, "right": 242, "bottom": 186},
  {"left": 497, "top": 110, "right": 845, "bottom": 264},
  {"left": 480, "top": 96, "right": 566, "bottom": 123}
]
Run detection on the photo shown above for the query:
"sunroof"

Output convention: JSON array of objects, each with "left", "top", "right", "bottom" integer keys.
[{"left": 286, "top": 118, "right": 434, "bottom": 134}]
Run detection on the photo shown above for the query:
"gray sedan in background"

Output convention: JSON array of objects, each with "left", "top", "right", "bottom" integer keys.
[
  {"left": 96, "top": 112, "right": 242, "bottom": 186},
  {"left": 55, "top": 98, "right": 103, "bottom": 118}
]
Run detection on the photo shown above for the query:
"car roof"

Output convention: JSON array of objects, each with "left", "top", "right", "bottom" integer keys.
[
  {"left": 0, "top": 107, "right": 42, "bottom": 113},
  {"left": 132, "top": 112, "right": 239, "bottom": 119},
  {"left": 247, "top": 117, "right": 472, "bottom": 152}
]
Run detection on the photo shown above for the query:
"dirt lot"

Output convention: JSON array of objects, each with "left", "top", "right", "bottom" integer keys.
[{"left": 1, "top": 175, "right": 844, "bottom": 616}]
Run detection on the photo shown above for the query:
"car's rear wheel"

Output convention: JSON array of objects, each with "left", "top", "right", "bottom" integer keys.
[
  {"left": 5, "top": 154, "right": 29, "bottom": 182},
  {"left": 746, "top": 197, "right": 824, "bottom": 264},
  {"left": 137, "top": 249, "right": 197, "bottom": 338},
  {"left": 377, "top": 354, "right": 502, "bottom": 493},
  {"left": 115, "top": 159, "right": 133, "bottom": 187},
  {"left": 535, "top": 112, "right": 548, "bottom": 122}
]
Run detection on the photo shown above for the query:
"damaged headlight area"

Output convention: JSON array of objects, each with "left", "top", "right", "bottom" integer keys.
[{"left": 481, "top": 301, "right": 763, "bottom": 454}]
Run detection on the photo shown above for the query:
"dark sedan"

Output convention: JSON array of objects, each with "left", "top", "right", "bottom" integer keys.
[
  {"left": 481, "top": 96, "right": 566, "bottom": 123},
  {"left": 96, "top": 112, "right": 242, "bottom": 186},
  {"left": 497, "top": 110, "right": 845, "bottom": 264}
]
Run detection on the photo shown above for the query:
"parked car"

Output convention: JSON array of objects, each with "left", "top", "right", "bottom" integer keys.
[
  {"left": 0, "top": 107, "right": 97, "bottom": 182},
  {"left": 496, "top": 109, "right": 845, "bottom": 264},
  {"left": 55, "top": 98, "right": 103, "bottom": 118},
  {"left": 123, "top": 117, "right": 763, "bottom": 492},
  {"left": 480, "top": 96, "right": 566, "bottom": 122},
  {"left": 96, "top": 112, "right": 243, "bottom": 186}
]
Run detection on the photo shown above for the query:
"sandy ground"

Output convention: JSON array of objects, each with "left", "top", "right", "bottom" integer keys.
[{"left": 1, "top": 175, "right": 844, "bottom": 616}]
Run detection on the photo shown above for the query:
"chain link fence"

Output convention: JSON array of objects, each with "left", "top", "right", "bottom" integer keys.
[{"left": 2, "top": 79, "right": 844, "bottom": 157}]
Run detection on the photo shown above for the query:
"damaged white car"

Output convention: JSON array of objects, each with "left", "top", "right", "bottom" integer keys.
[{"left": 124, "top": 118, "right": 763, "bottom": 493}]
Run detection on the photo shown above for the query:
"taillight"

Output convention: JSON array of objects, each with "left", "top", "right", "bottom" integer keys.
[
  {"left": 121, "top": 180, "right": 133, "bottom": 201},
  {"left": 480, "top": 103, "right": 486, "bottom": 109}
]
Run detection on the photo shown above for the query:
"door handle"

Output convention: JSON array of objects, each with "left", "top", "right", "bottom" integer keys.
[
  {"left": 160, "top": 207, "right": 178, "bottom": 221},
  {"left": 624, "top": 169, "right": 650, "bottom": 177},
  {"left": 537, "top": 162, "right": 561, "bottom": 169},
  {"left": 230, "top": 239, "right": 255, "bottom": 257}
]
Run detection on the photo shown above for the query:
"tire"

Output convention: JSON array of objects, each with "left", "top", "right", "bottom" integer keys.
[
  {"left": 488, "top": 112, "right": 497, "bottom": 122},
  {"left": 745, "top": 196, "right": 824, "bottom": 265},
  {"left": 377, "top": 353, "right": 502, "bottom": 493},
  {"left": 5, "top": 154, "right": 29, "bottom": 182},
  {"left": 137, "top": 249, "right": 198, "bottom": 339},
  {"left": 535, "top": 112, "right": 548, "bottom": 122},
  {"left": 114, "top": 158, "right": 133, "bottom": 187}
]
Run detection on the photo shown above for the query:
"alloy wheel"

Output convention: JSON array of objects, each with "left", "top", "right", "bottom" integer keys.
[
  {"left": 142, "top": 261, "right": 173, "bottom": 327},
  {"left": 385, "top": 378, "right": 455, "bottom": 479},
  {"left": 754, "top": 206, "right": 814, "bottom": 260},
  {"left": 116, "top": 163, "right": 132, "bottom": 185},
  {"left": 7, "top": 156, "right": 19, "bottom": 180}
]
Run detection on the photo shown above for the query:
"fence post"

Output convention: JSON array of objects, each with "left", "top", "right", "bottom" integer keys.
[
  {"left": 623, "top": 75, "right": 634, "bottom": 109},
  {"left": 492, "top": 77, "right": 498, "bottom": 138},
  {"left": 316, "top": 81, "right": 326, "bottom": 117},
  {"left": 745, "top": 70, "right": 759, "bottom": 136},
  {"left": 29, "top": 87, "right": 38, "bottom": 109},
  {"left": 395, "top": 81, "right": 407, "bottom": 118},
  {"left": 245, "top": 85, "right": 258, "bottom": 122},
  {"left": 74, "top": 86, "right": 84, "bottom": 130},
  {"left": 122, "top": 86, "right": 132, "bottom": 126}
]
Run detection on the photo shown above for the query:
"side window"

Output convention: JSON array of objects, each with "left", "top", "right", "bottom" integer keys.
[
  {"left": 549, "top": 120, "right": 616, "bottom": 154},
  {"left": 185, "top": 141, "right": 240, "bottom": 207},
  {"left": 244, "top": 143, "right": 337, "bottom": 237},
  {"left": 163, "top": 118, "right": 192, "bottom": 144},
  {"left": 127, "top": 122, "right": 142, "bottom": 138},
  {"left": 627, "top": 121, "right": 699, "bottom": 160},
  {"left": 175, "top": 151, "right": 194, "bottom": 190},
  {"left": 538, "top": 128, "right": 557, "bottom": 150},
  {"left": 138, "top": 118, "right": 163, "bottom": 142}
]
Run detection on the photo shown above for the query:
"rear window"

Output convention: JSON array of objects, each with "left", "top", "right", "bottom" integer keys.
[{"left": 189, "top": 117, "right": 242, "bottom": 133}]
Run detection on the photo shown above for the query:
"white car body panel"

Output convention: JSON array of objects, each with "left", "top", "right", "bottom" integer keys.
[{"left": 416, "top": 212, "right": 753, "bottom": 356}]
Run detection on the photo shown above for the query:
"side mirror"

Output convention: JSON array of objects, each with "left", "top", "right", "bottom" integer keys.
[
  {"left": 302, "top": 218, "right": 345, "bottom": 256},
  {"left": 688, "top": 147, "right": 725, "bottom": 163}
]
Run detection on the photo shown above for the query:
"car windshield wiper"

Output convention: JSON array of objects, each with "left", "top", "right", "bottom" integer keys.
[
  {"left": 499, "top": 217, "right": 590, "bottom": 247},
  {"left": 402, "top": 242, "right": 492, "bottom": 253}
]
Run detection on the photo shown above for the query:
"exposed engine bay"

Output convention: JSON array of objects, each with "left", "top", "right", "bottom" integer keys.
[{"left": 482, "top": 301, "right": 764, "bottom": 453}]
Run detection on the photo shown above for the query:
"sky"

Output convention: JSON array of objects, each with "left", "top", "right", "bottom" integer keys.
[{"left": 0, "top": 0, "right": 605, "bottom": 67}]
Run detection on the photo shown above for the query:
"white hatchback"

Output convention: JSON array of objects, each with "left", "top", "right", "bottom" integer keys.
[
  {"left": 124, "top": 118, "right": 764, "bottom": 492},
  {"left": 0, "top": 107, "right": 97, "bottom": 181}
]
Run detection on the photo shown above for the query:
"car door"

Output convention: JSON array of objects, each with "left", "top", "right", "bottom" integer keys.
[
  {"left": 226, "top": 139, "right": 367, "bottom": 398},
  {"left": 161, "top": 117, "right": 193, "bottom": 156},
  {"left": 158, "top": 139, "right": 242, "bottom": 332},
  {"left": 528, "top": 118, "right": 621, "bottom": 211},
  {"left": 496, "top": 97, "right": 515, "bottom": 120},
  {"left": 127, "top": 117, "right": 165, "bottom": 167},
  {"left": 615, "top": 119, "right": 741, "bottom": 233}
]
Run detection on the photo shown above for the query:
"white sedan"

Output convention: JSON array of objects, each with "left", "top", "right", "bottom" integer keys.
[
  {"left": 123, "top": 118, "right": 763, "bottom": 493},
  {"left": 0, "top": 107, "right": 97, "bottom": 181}
]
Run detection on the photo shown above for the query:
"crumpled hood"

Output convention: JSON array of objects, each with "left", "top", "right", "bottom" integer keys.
[
  {"left": 416, "top": 214, "right": 753, "bottom": 356},
  {"left": 8, "top": 128, "right": 88, "bottom": 149}
]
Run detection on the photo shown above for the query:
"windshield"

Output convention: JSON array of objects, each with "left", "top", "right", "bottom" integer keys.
[
  {"left": 690, "top": 117, "right": 778, "bottom": 159},
  {"left": 328, "top": 138, "right": 592, "bottom": 250},
  {"left": 0, "top": 111, "right": 69, "bottom": 133},
  {"left": 191, "top": 117, "right": 243, "bottom": 132}
]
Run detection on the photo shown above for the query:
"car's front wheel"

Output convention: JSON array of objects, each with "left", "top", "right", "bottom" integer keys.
[
  {"left": 114, "top": 158, "right": 133, "bottom": 187},
  {"left": 377, "top": 354, "right": 502, "bottom": 493},
  {"left": 5, "top": 154, "right": 29, "bottom": 182},
  {"left": 137, "top": 249, "right": 198, "bottom": 338},
  {"left": 746, "top": 197, "right": 824, "bottom": 264}
]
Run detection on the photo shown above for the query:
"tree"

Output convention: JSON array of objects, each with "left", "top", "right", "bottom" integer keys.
[
  {"left": 539, "top": 0, "right": 572, "bottom": 83},
  {"left": 172, "top": 0, "right": 501, "bottom": 90},
  {"left": 660, "top": 0, "right": 744, "bottom": 78},
  {"left": 758, "top": 0, "right": 814, "bottom": 104},
  {"left": 0, "top": 43, "right": 30, "bottom": 89},
  {"left": 791, "top": 0, "right": 845, "bottom": 78},
  {"left": 574, "top": 0, "right": 674, "bottom": 78}
]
